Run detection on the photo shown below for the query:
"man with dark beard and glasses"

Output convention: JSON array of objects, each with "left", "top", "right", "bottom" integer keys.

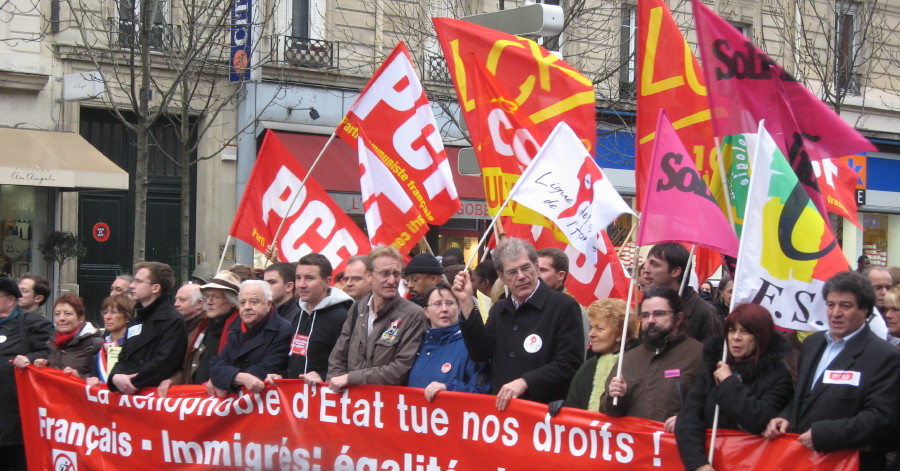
[{"left": 603, "top": 286, "right": 703, "bottom": 431}]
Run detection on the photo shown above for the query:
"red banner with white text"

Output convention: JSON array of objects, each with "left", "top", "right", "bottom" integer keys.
[
  {"left": 18, "top": 367, "right": 857, "bottom": 471},
  {"left": 229, "top": 130, "right": 371, "bottom": 272}
]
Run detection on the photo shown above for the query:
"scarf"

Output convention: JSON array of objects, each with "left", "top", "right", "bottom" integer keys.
[
  {"left": 240, "top": 311, "right": 272, "bottom": 344},
  {"left": 54, "top": 323, "right": 83, "bottom": 348}
]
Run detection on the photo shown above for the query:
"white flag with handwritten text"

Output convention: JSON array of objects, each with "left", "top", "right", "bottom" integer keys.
[{"left": 510, "top": 122, "right": 634, "bottom": 263}]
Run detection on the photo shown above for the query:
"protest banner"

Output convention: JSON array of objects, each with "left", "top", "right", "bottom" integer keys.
[
  {"left": 229, "top": 130, "right": 371, "bottom": 272},
  {"left": 18, "top": 367, "right": 856, "bottom": 470},
  {"left": 336, "top": 42, "right": 460, "bottom": 226}
]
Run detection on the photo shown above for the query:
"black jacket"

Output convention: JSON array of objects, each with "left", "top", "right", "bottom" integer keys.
[
  {"left": 108, "top": 295, "right": 187, "bottom": 392},
  {"left": 0, "top": 308, "right": 53, "bottom": 445},
  {"left": 209, "top": 310, "right": 291, "bottom": 391},
  {"left": 460, "top": 280, "right": 584, "bottom": 404},
  {"left": 781, "top": 326, "right": 900, "bottom": 469},
  {"left": 676, "top": 335, "right": 794, "bottom": 470},
  {"left": 286, "top": 288, "right": 353, "bottom": 379},
  {"left": 194, "top": 310, "right": 237, "bottom": 384}
]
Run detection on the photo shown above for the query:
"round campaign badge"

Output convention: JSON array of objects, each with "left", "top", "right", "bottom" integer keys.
[
  {"left": 0, "top": 335, "right": 6, "bottom": 343},
  {"left": 523, "top": 334, "right": 542, "bottom": 353},
  {"left": 441, "top": 363, "right": 452, "bottom": 373}
]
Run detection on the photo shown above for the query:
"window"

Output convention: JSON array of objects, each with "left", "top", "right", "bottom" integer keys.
[
  {"left": 114, "top": 0, "right": 170, "bottom": 50},
  {"left": 619, "top": 5, "right": 637, "bottom": 99},
  {"left": 835, "top": 1, "right": 861, "bottom": 94},
  {"left": 284, "top": 0, "right": 332, "bottom": 68},
  {"left": 291, "top": 0, "right": 324, "bottom": 39},
  {"left": 729, "top": 21, "right": 752, "bottom": 40}
]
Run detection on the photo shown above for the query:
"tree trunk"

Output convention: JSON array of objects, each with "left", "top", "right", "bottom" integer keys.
[
  {"left": 179, "top": 93, "right": 192, "bottom": 283},
  {"left": 132, "top": 0, "right": 154, "bottom": 264}
]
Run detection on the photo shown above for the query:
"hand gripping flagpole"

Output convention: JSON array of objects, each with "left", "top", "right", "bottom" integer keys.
[
  {"left": 612, "top": 226, "right": 640, "bottom": 407},
  {"left": 263, "top": 131, "right": 338, "bottom": 262}
]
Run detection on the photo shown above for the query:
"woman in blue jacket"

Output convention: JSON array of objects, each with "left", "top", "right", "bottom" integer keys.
[{"left": 408, "top": 282, "right": 490, "bottom": 401}]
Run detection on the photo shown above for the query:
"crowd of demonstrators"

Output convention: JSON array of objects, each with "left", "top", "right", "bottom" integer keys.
[
  {"left": 676, "top": 304, "right": 794, "bottom": 471},
  {"left": 408, "top": 282, "right": 491, "bottom": 401},
  {"left": 553, "top": 298, "right": 638, "bottom": 413},
  {"left": 326, "top": 246, "right": 429, "bottom": 392},
  {"left": 7, "top": 238, "right": 900, "bottom": 471},
  {"left": 454, "top": 237, "right": 585, "bottom": 410},
  {"left": 604, "top": 286, "right": 704, "bottom": 431}
]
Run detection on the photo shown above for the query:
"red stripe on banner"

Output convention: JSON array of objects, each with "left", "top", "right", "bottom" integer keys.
[{"left": 17, "top": 367, "right": 857, "bottom": 470}]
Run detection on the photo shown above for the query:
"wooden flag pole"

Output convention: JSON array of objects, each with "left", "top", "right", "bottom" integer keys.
[
  {"left": 612, "top": 242, "right": 641, "bottom": 406},
  {"left": 216, "top": 235, "right": 232, "bottom": 273}
]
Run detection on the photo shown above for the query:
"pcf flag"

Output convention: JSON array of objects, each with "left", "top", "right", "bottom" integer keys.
[
  {"left": 336, "top": 42, "right": 460, "bottom": 225},
  {"left": 357, "top": 131, "right": 429, "bottom": 254},
  {"left": 229, "top": 131, "right": 371, "bottom": 272},
  {"left": 732, "top": 122, "right": 849, "bottom": 331},
  {"left": 511, "top": 122, "right": 634, "bottom": 264},
  {"left": 812, "top": 157, "right": 862, "bottom": 229},
  {"left": 638, "top": 110, "right": 739, "bottom": 257}
]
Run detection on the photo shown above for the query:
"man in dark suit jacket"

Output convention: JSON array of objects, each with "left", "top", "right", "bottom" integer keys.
[
  {"left": 108, "top": 262, "right": 187, "bottom": 395},
  {"left": 764, "top": 271, "right": 900, "bottom": 470}
]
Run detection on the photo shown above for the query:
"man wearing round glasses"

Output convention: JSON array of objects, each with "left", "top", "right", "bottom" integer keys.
[
  {"left": 453, "top": 237, "right": 584, "bottom": 411},
  {"left": 327, "top": 246, "right": 428, "bottom": 393}
]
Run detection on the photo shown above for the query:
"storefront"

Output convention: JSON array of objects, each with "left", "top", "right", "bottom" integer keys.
[{"left": 0, "top": 128, "right": 128, "bottom": 292}]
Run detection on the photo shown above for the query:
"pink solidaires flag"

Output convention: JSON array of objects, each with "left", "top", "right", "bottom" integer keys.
[{"left": 638, "top": 110, "right": 739, "bottom": 257}]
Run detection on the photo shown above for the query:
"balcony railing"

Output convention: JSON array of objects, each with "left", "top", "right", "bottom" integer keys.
[
  {"left": 284, "top": 36, "right": 335, "bottom": 69},
  {"left": 836, "top": 70, "right": 862, "bottom": 95},
  {"left": 109, "top": 17, "right": 173, "bottom": 51},
  {"left": 423, "top": 53, "right": 451, "bottom": 83}
]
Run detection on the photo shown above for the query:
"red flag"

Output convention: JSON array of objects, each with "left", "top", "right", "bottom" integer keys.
[
  {"left": 229, "top": 131, "right": 371, "bottom": 271},
  {"left": 636, "top": 0, "right": 716, "bottom": 211},
  {"left": 638, "top": 110, "right": 738, "bottom": 257},
  {"left": 813, "top": 157, "right": 862, "bottom": 228},
  {"left": 336, "top": 42, "right": 460, "bottom": 225},
  {"left": 691, "top": 0, "right": 875, "bottom": 218},
  {"left": 357, "top": 131, "right": 430, "bottom": 254}
]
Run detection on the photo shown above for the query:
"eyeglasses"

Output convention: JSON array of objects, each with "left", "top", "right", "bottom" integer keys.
[
  {"left": 101, "top": 309, "right": 122, "bottom": 316},
  {"left": 239, "top": 298, "right": 264, "bottom": 307},
  {"left": 503, "top": 263, "right": 534, "bottom": 279},
  {"left": 640, "top": 309, "right": 674, "bottom": 320},
  {"left": 206, "top": 293, "right": 227, "bottom": 302},
  {"left": 428, "top": 300, "right": 457, "bottom": 309},
  {"left": 374, "top": 270, "right": 402, "bottom": 279}
]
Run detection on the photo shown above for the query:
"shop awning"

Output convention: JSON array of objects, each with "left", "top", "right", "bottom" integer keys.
[
  {"left": 273, "top": 131, "right": 485, "bottom": 200},
  {"left": 0, "top": 128, "right": 129, "bottom": 190}
]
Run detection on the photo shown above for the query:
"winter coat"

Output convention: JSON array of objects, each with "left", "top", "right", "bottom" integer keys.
[
  {"left": 277, "top": 299, "right": 300, "bottom": 324},
  {"left": 0, "top": 307, "right": 53, "bottom": 445},
  {"left": 46, "top": 322, "right": 104, "bottom": 377},
  {"left": 209, "top": 309, "right": 292, "bottom": 392},
  {"left": 108, "top": 295, "right": 187, "bottom": 392},
  {"left": 407, "top": 320, "right": 491, "bottom": 394},
  {"left": 194, "top": 310, "right": 238, "bottom": 384},
  {"left": 676, "top": 335, "right": 794, "bottom": 470},
  {"left": 565, "top": 353, "right": 619, "bottom": 411},
  {"left": 286, "top": 287, "right": 353, "bottom": 379},
  {"left": 460, "top": 280, "right": 585, "bottom": 404},
  {"left": 602, "top": 332, "right": 703, "bottom": 422},
  {"left": 327, "top": 293, "right": 428, "bottom": 386},
  {"left": 680, "top": 287, "right": 723, "bottom": 342},
  {"left": 781, "top": 326, "right": 900, "bottom": 470}
]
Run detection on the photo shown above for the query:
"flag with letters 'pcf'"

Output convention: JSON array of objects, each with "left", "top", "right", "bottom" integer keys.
[{"left": 510, "top": 122, "right": 634, "bottom": 265}]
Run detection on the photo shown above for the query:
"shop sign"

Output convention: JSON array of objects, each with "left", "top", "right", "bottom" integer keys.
[{"left": 329, "top": 193, "right": 491, "bottom": 220}]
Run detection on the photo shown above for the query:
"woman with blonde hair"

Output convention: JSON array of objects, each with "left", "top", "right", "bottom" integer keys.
[{"left": 561, "top": 298, "right": 638, "bottom": 411}]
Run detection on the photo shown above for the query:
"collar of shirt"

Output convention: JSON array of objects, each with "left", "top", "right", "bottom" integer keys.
[{"left": 511, "top": 282, "right": 540, "bottom": 310}]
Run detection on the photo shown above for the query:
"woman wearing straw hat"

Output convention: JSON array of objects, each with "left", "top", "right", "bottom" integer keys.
[{"left": 194, "top": 270, "right": 242, "bottom": 384}]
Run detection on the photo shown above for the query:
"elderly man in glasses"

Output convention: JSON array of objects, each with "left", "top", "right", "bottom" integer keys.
[
  {"left": 452, "top": 237, "right": 585, "bottom": 411},
  {"left": 603, "top": 285, "right": 703, "bottom": 431},
  {"left": 326, "top": 246, "right": 428, "bottom": 392}
]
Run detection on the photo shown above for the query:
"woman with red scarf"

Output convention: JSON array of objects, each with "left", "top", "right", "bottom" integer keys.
[{"left": 33, "top": 294, "right": 103, "bottom": 377}]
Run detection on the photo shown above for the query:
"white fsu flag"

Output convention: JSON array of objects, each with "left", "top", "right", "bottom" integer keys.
[{"left": 510, "top": 122, "right": 634, "bottom": 264}]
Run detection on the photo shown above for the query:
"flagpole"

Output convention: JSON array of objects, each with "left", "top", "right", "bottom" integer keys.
[
  {"left": 616, "top": 223, "right": 638, "bottom": 258},
  {"left": 679, "top": 244, "right": 696, "bottom": 297},
  {"left": 216, "top": 235, "right": 232, "bottom": 273},
  {"left": 265, "top": 131, "right": 338, "bottom": 259},
  {"left": 612, "top": 244, "right": 640, "bottom": 406}
]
